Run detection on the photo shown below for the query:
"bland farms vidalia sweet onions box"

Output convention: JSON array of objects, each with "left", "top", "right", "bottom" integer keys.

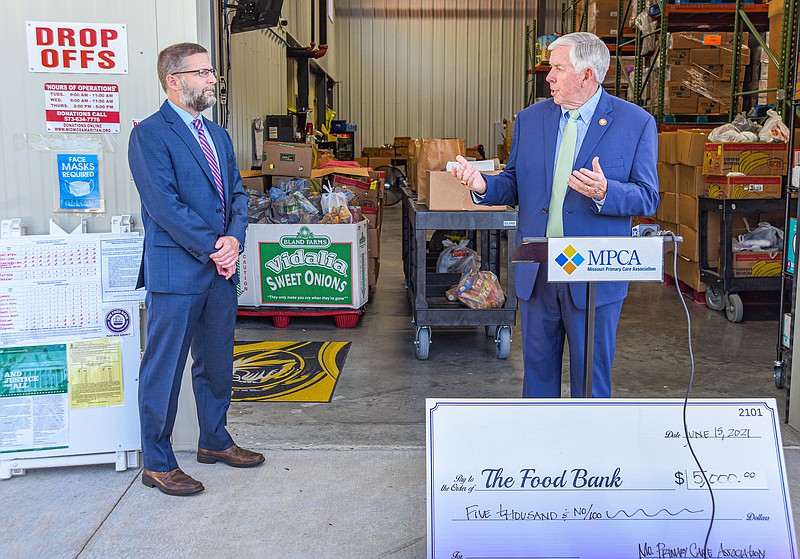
[{"left": 237, "top": 222, "right": 369, "bottom": 309}]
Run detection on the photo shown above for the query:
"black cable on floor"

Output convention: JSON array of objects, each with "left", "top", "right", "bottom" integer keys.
[{"left": 667, "top": 230, "right": 716, "bottom": 552}]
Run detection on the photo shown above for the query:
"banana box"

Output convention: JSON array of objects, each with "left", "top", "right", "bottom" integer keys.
[
  {"left": 702, "top": 142, "right": 788, "bottom": 176},
  {"left": 732, "top": 251, "right": 783, "bottom": 278},
  {"left": 703, "top": 175, "right": 782, "bottom": 199}
]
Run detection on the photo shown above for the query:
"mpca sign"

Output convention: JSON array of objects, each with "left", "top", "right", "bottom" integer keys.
[{"left": 547, "top": 237, "right": 664, "bottom": 282}]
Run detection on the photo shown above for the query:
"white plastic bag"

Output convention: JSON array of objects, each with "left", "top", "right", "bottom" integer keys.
[
  {"left": 758, "top": 109, "right": 790, "bottom": 143},
  {"left": 733, "top": 220, "right": 783, "bottom": 253},
  {"left": 436, "top": 239, "right": 479, "bottom": 273}
]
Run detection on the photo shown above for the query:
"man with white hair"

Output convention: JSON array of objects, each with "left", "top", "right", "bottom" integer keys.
[{"left": 454, "top": 32, "right": 659, "bottom": 398}]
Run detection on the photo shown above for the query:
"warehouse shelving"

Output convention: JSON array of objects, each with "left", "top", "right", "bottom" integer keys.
[{"left": 774, "top": 10, "right": 800, "bottom": 419}]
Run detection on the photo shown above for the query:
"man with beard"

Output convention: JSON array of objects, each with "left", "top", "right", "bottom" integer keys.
[{"left": 128, "top": 42, "right": 264, "bottom": 496}]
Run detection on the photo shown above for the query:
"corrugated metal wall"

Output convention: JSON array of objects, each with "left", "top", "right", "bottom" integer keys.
[
  {"left": 224, "top": 28, "right": 291, "bottom": 168},
  {"left": 333, "top": 0, "right": 536, "bottom": 155},
  {"left": 223, "top": 0, "right": 337, "bottom": 168}
]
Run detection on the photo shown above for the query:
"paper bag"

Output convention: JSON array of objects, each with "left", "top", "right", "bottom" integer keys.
[{"left": 416, "top": 138, "right": 466, "bottom": 205}]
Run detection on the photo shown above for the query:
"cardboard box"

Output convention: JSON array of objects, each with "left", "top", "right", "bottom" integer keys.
[
  {"left": 667, "top": 82, "right": 699, "bottom": 100},
  {"left": 676, "top": 164, "right": 704, "bottom": 197},
  {"left": 678, "top": 224, "right": 698, "bottom": 261},
  {"left": 679, "top": 194, "right": 699, "bottom": 231},
  {"left": 667, "top": 49, "right": 690, "bottom": 66},
  {"left": 669, "top": 31, "right": 749, "bottom": 50},
  {"left": 690, "top": 48, "right": 720, "bottom": 66},
  {"left": 241, "top": 221, "right": 369, "bottom": 308},
  {"left": 368, "top": 257, "right": 380, "bottom": 288},
  {"left": 379, "top": 147, "right": 396, "bottom": 158},
  {"left": 664, "top": 97, "right": 698, "bottom": 115},
  {"left": 703, "top": 175, "right": 783, "bottom": 199},
  {"left": 676, "top": 130, "right": 710, "bottom": 166},
  {"left": 240, "top": 169, "right": 267, "bottom": 192},
  {"left": 732, "top": 251, "right": 783, "bottom": 278},
  {"left": 657, "top": 162, "right": 677, "bottom": 193},
  {"left": 362, "top": 147, "right": 382, "bottom": 157},
  {"left": 367, "top": 226, "right": 380, "bottom": 259},
  {"left": 676, "top": 254, "right": 705, "bottom": 293},
  {"left": 658, "top": 132, "right": 678, "bottom": 164},
  {"left": 356, "top": 156, "right": 392, "bottom": 169},
  {"left": 660, "top": 192, "right": 679, "bottom": 224},
  {"left": 702, "top": 143, "right": 788, "bottom": 176},
  {"left": 262, "top": 142, "right": 313, "bottom": 177},
  {"left": 393, "top": 136, "right": 411, "bottom": 147},
  {"left": 718, "top": 44, "right": 750, "bottom": 65},
  {"left": 697, "top": 98, "right": 723, "bottom": 115},
  {"left": 424, "top": 171, "right": 508, "bottom": 211}
]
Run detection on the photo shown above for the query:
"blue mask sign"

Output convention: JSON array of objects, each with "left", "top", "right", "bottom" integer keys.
[{"left": 57, "top": 153, "right": 100, "bottom": 210}]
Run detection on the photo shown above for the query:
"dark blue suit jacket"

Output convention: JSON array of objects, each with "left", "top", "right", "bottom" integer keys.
[
  {"left": 481, "top": 90, "right": 659, "bottom": 308},
  {"left": 128, "top": 101, "right": 249, "bottom": 294}
]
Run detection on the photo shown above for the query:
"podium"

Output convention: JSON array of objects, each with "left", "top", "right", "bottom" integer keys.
[{"left": 512, "top": 235, "right": 681, "bottom": 397}]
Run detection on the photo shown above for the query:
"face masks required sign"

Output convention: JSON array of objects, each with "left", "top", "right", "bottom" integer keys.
[{"left": 547, "top": 237, "right": 663, "bottom": 282}]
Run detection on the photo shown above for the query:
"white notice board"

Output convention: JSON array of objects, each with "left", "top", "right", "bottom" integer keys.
[
  {"left": 0, "top": 233, "right": 143, "bottom": 477},
  {"left": 426, "top": 399, "right": 797, "bottom": 558}
]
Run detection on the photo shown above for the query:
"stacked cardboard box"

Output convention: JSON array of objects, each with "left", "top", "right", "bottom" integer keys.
[
  {"left": 654, "top": 129, "right": 710, "bottom": 291},
  {"left": 581, "top": 0, "right": 634, "bottom": 38},
  {"left": 767, "top": 0, "right": 782, "bottom": 105},
  {"left": 664, "top": 32, "right": 749, "bottom": 115},
  {"left": 394, "top": 136, "right": 411, "bottom": 158},
  {"left": 701, "top": 140, "right": 789, "bottom": 279},
  {"left": 310, "top": 166, "right": 384, "bottom": 288}
]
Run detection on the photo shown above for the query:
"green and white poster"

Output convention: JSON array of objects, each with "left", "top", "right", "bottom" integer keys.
[
  {"left": 257, "top": 224, "right": 367, "bottom": 307},
  {"left": 0, "top": 344, "right": 69, "bottom": 453}
]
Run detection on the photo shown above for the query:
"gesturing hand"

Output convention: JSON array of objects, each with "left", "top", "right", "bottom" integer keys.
[
  {"left": 568, "top": 156, "right": 607, "bottom": 201},
  {"left": 451, "top": 155, "right": 487, "bottom": 195}
]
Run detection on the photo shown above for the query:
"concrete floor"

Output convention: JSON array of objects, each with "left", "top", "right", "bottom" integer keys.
[{"left": 2, "top": 202, "right": 798, "bottom": 558}]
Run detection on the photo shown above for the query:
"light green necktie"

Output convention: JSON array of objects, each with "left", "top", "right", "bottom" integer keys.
[{"left": 546, "top": 109, "right": 581, "bottom": 238}]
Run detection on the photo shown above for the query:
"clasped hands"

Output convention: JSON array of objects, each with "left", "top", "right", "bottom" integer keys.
[
  {"left": 210, "top": 235, "right": 240, "bottom": 279},
  {"left": 452, "top": 154, "right": 608, "bottom": 201}
]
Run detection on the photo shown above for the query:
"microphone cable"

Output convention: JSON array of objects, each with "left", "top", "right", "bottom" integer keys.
[{"left": 665, "top": 230, "right": 716, "bottom": 553}]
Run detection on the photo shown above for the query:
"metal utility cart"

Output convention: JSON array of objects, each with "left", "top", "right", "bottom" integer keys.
[
  {"left": 401, "top": 187, "right": 519, "bottom": 360},
  {"left": 698, "top": 196, "right": 789, "bottom": 323}
]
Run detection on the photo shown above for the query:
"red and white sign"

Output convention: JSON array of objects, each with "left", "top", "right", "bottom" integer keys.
[
  {"left": 45, "top": 83, "right": 120, "bottom": 134},
  {"left": 27, "top": 22, "right": 128, "bottom": 74}
]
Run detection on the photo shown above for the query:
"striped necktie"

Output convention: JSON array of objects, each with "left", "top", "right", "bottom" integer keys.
[
  {"left": 546, "top": 109, "right": 581, "bottom": 238},
  {"left": 192, "top": 118, "right": 226, "bottom": 219}
]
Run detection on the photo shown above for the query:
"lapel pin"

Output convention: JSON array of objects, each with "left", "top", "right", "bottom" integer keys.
[{"left": 599, "top": 118, "right": 607, "bottom": 126}]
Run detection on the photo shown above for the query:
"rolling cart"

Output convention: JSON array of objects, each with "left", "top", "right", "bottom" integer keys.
[
  {"left": 698, "top": 196, "right": 789, "bottom": 323},
  {"left": 401, "top": 187, "right": 519, "bottom": 360}
]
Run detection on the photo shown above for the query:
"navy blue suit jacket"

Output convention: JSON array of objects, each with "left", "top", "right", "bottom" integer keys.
[
  {"left": 128, "top": 101, "right": 249, "bottom": 294},
  {"left": 481, "top": 90, "right": 659, "bottom": 308}
]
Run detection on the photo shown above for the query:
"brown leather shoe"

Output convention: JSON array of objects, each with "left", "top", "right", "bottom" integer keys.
[
  {"left": 141, "top": 468, "right": 204, "bottom": 496},
  {"left": 197, "top": 444, "right": 265, "bottom": 468}
]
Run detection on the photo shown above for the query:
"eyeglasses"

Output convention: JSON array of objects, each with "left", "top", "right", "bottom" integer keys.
[{"left": 172, "top": 68, "right": 217, "bottom": 78}]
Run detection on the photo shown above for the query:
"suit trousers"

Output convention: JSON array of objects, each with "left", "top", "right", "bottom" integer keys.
[
  {"left": 520, "top": 265, "right": 623, "bottom": 398},
  {"left": 138, "top": 273, "right": 237, "bottom": 471}
]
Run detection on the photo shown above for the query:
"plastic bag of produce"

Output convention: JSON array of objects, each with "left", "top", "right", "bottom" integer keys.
[{"left": 446, "top": 269, "right": 505, "bottom": 309}]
